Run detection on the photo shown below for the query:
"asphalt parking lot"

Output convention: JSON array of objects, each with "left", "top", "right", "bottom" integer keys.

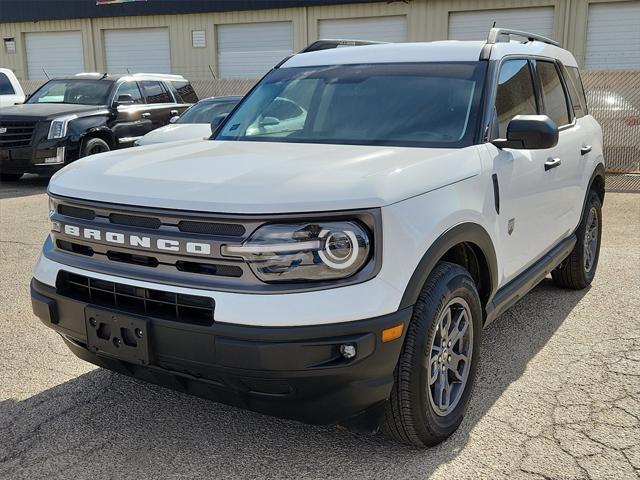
[{"left": 1, "top": 176, "right": 639, "bottom": 480}]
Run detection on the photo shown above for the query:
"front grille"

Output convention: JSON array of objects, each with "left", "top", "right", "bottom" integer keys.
[
  {"left": 58, "top": 204, "right": 96, "bottom": 220},
  {"left": 178, "top": 220, "right": 245, "bottom": 236},
  {"left": 0, "top": 120, "right": 37, "bottom": 148},
  {"left": 57, "top": 271, "right": 215, "bottom": 326},
  {"left": 110, "top": 213, "right": 162, "bottom": 229}
]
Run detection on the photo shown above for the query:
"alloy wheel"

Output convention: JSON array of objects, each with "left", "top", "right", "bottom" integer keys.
[{"left": 583, "top": 206, "right": 598, "bottom": 273}]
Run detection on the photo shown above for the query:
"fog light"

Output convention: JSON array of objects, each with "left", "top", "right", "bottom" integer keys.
[
  {"left": 339, "top": 344, "right": 357, "bottom": 359},
  {"left": 51, "top": 220, "right": 61, "bottom": 233},
  {"left": 41, "top": 147, "right": 66, "bottom": 165}
]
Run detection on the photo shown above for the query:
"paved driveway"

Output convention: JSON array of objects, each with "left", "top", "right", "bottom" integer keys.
[{"left": 1, "top": 177, "right": 639, "bottom": 479}]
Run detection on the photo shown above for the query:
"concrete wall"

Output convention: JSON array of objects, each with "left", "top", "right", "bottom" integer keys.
[{"left": 0, "top": 0, "right": 637, "bottom": 80}]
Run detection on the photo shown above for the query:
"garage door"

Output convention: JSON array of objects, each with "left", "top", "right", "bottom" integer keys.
[
  {"left": 448, "top": 7, "right": 555, "bottom": 41},
  {"left": 585, "top": 1, "right": 640, "bottom": 69},
  {"left": 25, "top": 31, "right": 84, "bottom": 80},
  {"left": 217, "top": 22, "right": 293, "bottom": 79},
  {"left": 104, "top": 28, "right": 171, "bottom": 74},
  {"left": 318, "top": 16, "right": 407, "bottom": 43}
]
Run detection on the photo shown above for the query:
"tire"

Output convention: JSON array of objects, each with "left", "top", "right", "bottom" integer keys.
[
  {"left": 382, "top": 261, "right": 482, "bottom": 447},
  {"left": 0, "top": 173, "right": 24, "bottom": 182},
  {"left": 551, "top": 190, "right": 602, "bottom": 289},
  {"left": 81, "top": 137, "right": 110, "bottom": 158}
]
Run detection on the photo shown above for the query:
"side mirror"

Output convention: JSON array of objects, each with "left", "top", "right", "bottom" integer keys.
[
  {"left": 259, "top": 116, "right": 280, "bottom": 127},
  {"left": 169, "top": 115, "right": 180, "bottom": 124},
  {"left": 492, "top": 115, "right": 559, "bottom": 150},
  {"left": 210, "top": 113, "right": 229, "bottom": 134},
  {"left": 114, "top": 94, "right": 135, "bottom": 107}
]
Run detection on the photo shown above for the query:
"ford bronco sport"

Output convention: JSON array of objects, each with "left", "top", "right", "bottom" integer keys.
[
  {"left": 31, "top": 29, "right": 605, "bottom": 447},
  {"left": 0, "top": 73, "right": 197, "bottom": 181}
]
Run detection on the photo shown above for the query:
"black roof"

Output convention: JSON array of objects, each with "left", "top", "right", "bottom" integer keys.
[{"left": 1, "top": 0, "right": 388, "bottom": 23}]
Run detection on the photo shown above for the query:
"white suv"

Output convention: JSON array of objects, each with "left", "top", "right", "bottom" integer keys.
[{"left": 31, "top": 29, "right": 604, "bottom": 447}]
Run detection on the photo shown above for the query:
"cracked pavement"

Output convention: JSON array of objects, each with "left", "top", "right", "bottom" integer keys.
[{"left": 1, "top": 176, "right": 639, "bottom": 479}]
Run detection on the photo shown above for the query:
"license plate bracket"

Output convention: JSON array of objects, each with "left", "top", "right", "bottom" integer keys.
[{"left": 85, "top": 307, "right": 151, "bottom": 365}]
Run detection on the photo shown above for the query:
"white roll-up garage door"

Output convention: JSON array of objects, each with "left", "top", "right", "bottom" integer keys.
[
  {"left": 448, "top": 7, "right": 555, "bottom": 41},
  {"left": 25, "top": 31, "right": 84, "bottom": 80},
  {"left": 104, "top": 28, "right": 171, "bottom": 74},
  {"left": 585, "top": 1, "right": 640, "bottom": 69},
  {"left": 217, "top": 22, "right": 293, "bottom": 79},
  {"left": 318, "top": 16, "right": 407, "bottom": 43}
]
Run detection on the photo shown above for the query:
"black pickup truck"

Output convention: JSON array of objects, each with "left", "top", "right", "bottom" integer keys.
[{"left": 0, "top": 73, "right": 198, "bottom": 181}]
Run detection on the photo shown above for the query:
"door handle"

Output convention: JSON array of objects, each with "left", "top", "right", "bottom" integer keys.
[
  {"left": 141, "top": 112, "right": 151, "bottom": 119},
  {"left": 580, "top": 145, "right": 592, "bottom": 156},
  {"left": 544, "top": 157, "right": 562, "bottom": 171},
  {"left": 170, "top": 109, "right": 179, "bottom": 116}
]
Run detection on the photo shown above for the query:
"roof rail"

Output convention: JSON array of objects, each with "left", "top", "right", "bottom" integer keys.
[
  {"left": 300, "top": 39, "right": 386, "bottom": 53},
  {"left": 486, "top": 28, "right": 560, "bottom": 47},
  {"left": 131, "top": 73, "right": 186, "bottom": 80}
]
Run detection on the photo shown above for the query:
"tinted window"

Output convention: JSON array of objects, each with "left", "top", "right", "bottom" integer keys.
[
  {"left": 0, "top": 73, "right": 15, "bottom": 95},
  {"left": 536, "top": 61, "right": 571, "bottom": 126},
  {"left": 178, "top": 100, "right": 240, "bottom": 124},
  {"left": 141, "top": 81, "right": 172, "bottom": 104},
  {"left": 115, "top": 81, "right": 144, "bottom": 104},
  {"left": 171, "top": 81, "right": 198, "bottom": 103},
  {"left": 27, "top": 79, "right": 111, "bottom": 105},
  {"left": 495, "top": 59, "right": 537, "bottom": 138},
  {"left": 564, "top": 66, "right": 588, "bottom": 117},
  {"left": 216, "top": 62, "right": 487, "bottom": 148}
]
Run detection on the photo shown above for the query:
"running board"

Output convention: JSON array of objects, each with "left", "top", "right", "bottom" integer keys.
[{"left": 484, "top": 235, "right": 576, "bottom": 326}]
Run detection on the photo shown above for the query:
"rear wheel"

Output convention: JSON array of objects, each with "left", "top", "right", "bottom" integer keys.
[
  {"left": 382, "top": 262, "right": 482, "bottom": 447},
  {"left": 0, "top": 173, "right": 24, "bottom": 182},
  {"left": 552, "top": 190, "right": 602, "bottom": 289},
  {"left": 81, "top": 137, "right": 110, "bottom": 158}
]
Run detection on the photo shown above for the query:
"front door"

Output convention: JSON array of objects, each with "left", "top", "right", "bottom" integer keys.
[{"left": 486, "top": 58, "right": 564, "bottom": 283}]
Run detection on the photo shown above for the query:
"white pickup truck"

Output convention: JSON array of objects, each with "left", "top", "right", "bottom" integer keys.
[
  {"left": 31, "top": 29, "right": 604, "bottom": 447},
  {"left": 0, "top": 68, "right": 25, "bottom": 107}
]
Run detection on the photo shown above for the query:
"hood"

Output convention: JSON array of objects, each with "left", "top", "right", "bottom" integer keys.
[
  {"left": 49, "top": 140, "right": 481, "bottom": 214},
  {"left": 0, "top": 103, "right": 103, "bottom": 120},
  {"left": 137, "top": 123, "right": 212, "bottom": 146}
]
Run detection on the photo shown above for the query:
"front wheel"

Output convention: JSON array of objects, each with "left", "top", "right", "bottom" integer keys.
[
  {"left": 552, "top": 190, "right": 602, "bottom": 289},
  {"left": 81, "top": 137, "right": 110, "bottom": 158},
  {"left": 382, "top": 262, "right": 482, "bottom": 447}
]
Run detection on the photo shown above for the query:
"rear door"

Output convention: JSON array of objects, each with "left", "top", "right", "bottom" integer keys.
[
  {"left": 139, "top": 80, "right": 177, "bottom": 131},
  {"left": 533, "top": 60, "right": 583, "bottom": 234},
  {"left": 111, "top": 80, "right": 148, "bottom": 146}
]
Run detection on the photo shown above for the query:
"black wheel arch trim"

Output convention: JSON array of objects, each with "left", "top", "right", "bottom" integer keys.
[
  {"left": 398, "top": 222, "right": 498, "bottom": 313},
  {"left": 585, "top": 163, "right": 605, "bottom": 208}
]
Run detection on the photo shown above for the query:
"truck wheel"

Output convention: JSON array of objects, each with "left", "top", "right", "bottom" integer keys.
[
  {"left": 81, "top": 137, "right": 110, "bottom": 158},
  {"left": 382, "top": 261, "right": 482, "bottom": 447},
  {"left": 552, "top": 190, "right": 602, "bottom": 289},
  {"left": 0, "top": 173, "right": 23, "bottom": 181}
]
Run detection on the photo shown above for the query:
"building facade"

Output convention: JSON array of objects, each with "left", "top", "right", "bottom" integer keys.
[{"left": 1, "top": 0, "right": 639, "bottom": 81}]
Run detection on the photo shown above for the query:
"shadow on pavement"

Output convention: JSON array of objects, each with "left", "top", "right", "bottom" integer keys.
[
  {"left": 0, "top": 175, "right": 49, "bottom": 200},
  {"left": 0, "top": 279, "right": 588, "bottom": 479}
]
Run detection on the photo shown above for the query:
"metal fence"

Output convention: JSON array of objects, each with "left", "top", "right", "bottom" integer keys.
[{"left": 20, "top": 70, "right": 640, "bottom": 174}]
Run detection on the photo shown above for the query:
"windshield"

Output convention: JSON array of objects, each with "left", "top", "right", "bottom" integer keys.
[
  {"left": 27, "top": 79, "right": 112, "bottom": 105},
  {"left": 178, "top": 100, "right": 240, "bottom": 124},
  {"left": 216, "top": 62, "right": 487, "bottom": 148}
]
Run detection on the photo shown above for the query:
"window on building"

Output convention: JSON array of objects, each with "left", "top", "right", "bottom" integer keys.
[
  {"left": 536, "top": 61, "right": 571, "bottom": 126},
  {"left": 140, "top": 81, "right": 172, "bottom": 104},
  {"left": 495, "top": 59, "right": 537, "bottom": 138}
]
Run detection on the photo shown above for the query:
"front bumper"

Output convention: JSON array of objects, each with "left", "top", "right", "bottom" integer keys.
[
  {"left": 0, "top": 140, "right": 78, "bottom": 175},
  {"left": 31, "top": 278, "right": 412, "bottom": 429}
]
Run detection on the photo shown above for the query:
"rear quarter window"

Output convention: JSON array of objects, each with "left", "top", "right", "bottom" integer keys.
[
  {"left": 564, "top": 66, "right": 588, "bottom": 117},
  {"left": 171, "top": 81, "right": 198, "bottom": 103}
]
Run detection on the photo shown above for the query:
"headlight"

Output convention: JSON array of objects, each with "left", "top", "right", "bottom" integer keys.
[
  {"left": 48, "top": 115, "right": 76, "bottom": 139},
  {"left": 221, "top": 221, "right": 371, "bottom": 282}
]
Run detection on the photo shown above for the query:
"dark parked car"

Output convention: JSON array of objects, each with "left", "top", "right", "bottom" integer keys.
[{"left": 0, "top": 73, "right": 198, "bottom": 181}]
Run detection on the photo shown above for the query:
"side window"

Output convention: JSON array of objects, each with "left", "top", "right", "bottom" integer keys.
[
  {"left": 0, "top": 73, "right": 15, "bottom": 95},
  {"left": 536, "top": 61, "right": 571, "bottom": 126},
  {"left": 495, "top": 59, "right": 537, "bottom": 138},
  {"left": 140, "top": 81, "right": 172, "bottom": 104},
  {"left": 564, "top": 66, "right": 588, "bottom": 117},
  {"left": 115, "top": 81, "right": 144, "bottom": 104},
  {"left": 171, "top": 81, "right": 198, "bottom": 103}
]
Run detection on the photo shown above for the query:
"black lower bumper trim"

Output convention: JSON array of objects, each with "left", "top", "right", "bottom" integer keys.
[{"left": 31, "top": 278, "right": 412, "bottom": 429}]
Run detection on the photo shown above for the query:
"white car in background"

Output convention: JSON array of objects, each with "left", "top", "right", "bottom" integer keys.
[
  {"left": 135, "top": 95, "right": 242, "bottom": 146},
  {"left": 0, "top": 68, "right": 26, "bottom": 107}
]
